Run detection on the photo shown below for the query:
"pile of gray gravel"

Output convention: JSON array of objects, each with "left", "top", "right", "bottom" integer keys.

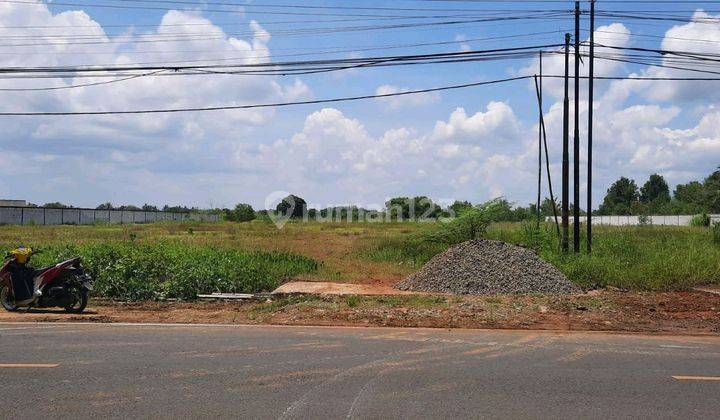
[{"left": 395, "top": 239, "right": 579, "bottom": 295}]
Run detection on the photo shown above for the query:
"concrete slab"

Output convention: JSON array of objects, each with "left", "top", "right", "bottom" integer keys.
[{"left": 272, "top": 281, "right": 419, "bottom": 296}]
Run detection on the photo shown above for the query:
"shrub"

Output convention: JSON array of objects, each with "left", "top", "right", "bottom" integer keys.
[
  {"left": 691, "top": 213, "right": 711, "bottom": 227},
  {"left": 638, "top": 214, "right": 652, "bottom": 226},
  {"left": 365, "top": 199, "right": 507, "bottom": 266},
  {"left": 713, "top": 222, "right": 720, "bottom": 245},
  {"left": 28, "top": 242, "right": 318, "bottom": 301}
]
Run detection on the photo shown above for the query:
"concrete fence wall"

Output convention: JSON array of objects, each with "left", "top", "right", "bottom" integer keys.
[
  {"left": 0, "top": 206, "right": 219, "bottom": 226},
  {"left": 546, "top": 214, "right": 720, "bottom": 226}
]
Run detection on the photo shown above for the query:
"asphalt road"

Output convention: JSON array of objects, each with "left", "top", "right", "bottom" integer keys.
[{"left": 1, "top": 323, "right": 719, "bottom": 419}]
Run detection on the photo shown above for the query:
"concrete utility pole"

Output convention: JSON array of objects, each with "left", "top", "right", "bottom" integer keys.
[
  {"left": 573, "top": 1, "right": 581, "bottom": 253},
  {"left": 562, "top": 33, "right": 571, "bottom": 253},
  {"left": 537, "top": 51, "right": 543, "bottom": 228},
  {"left": 587, "top": 0, "right": 596, "bottom": 253}
]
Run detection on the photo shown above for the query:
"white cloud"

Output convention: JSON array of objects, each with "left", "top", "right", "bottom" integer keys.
[
  {"left": 0, "top": 2, "right": 314, "bottom": 207},
  {"left": 432, "top": 102, "right": 521, "bottom": 145},
  {"left": 232, "top": 104, "right": 529, "bottom": 205},
  {"left": 1, "top": 4, "right": 718, "bottom": 210},
  {"left": 519, "top": 23, "right": 631, "bottom": 99},
  {"left": 455, "top": 34, "right": 471, "bottom": 53},
  {"left": 628, "top": 11, "right": 720, "bottom": 103}
]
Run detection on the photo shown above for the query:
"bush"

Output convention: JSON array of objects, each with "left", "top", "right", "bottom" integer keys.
[
  {"left": 365, "top": 199, "right": 506, "bottom": 265},
  {"left": 691, "top": 213, "right": 711, "bottom": 227},
  {"left": 29, "top": 242, "right": 318, "bottom": 301},
  {"left": 713, "top": 222, "right": 720, "bottom": 246},
  {"left": 638, "top": 214, "right": 652, "bottom": 226}
]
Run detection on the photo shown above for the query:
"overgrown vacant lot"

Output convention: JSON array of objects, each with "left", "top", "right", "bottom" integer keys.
[
  {"left": 367, "top": 222, "right": 720, "bottom": 291},
  {"left": 0, "top": 220, "right": 718, "bottom": 300},
  {"left": 0, "top": 222, "right": 415, "bottom": 300}
]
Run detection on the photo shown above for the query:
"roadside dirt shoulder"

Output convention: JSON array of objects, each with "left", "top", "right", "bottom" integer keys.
[{"left": 0, "top": 291, "right": 718, "bottom": 335}]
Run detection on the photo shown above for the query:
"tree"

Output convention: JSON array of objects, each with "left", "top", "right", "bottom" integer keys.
[
  {"left": 276, "top": 195, "right": 307, "bottom": 219},
  {"left": 142, "top": 204, "right": 158, "bottom": 212},
  {"left": 96, "top": 202, "right": 114, "bottom": 210},
  {"left": 412, "top": 196, "right": 442, "bottom": 220},
  {"left": 703, "top": 170, "right": 720, "bottom": 213},
  {"left": 163, "top": 205, "right": 193, "bottom": 212},
  {"left": 598, "top": 177, "right": 639, "bottom": 215},
  {"left": 640, "top": 174, "right": 670, "bottom": 204},
  {"left": 539, "top": 198, "right": 560, "bottom": 217},
  {"left": 512, "top": 205, "right": 534, "bottom": 221},
  {"left": 230, "top": 203, "right": 256, "bottom": 222},
  {"left": 385, "top": 197, "right": 410, "bottom": 220},
  {"left": 385, "top": 196, "right": 441, "bottom": 220},
  {"left": 674, "top": 181, "right": 704, "bottom": 207},
  {"left": 448, "top": 200, "right": 473, "bottom": 217},
  {"left": 487, "top": 198, "right": 515, "bottom": 221},
  {"left": 43, "top": 202, "right": 70, "bottom": 209}
]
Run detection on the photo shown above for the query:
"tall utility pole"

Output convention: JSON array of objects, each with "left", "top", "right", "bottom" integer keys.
[
  {"left": 573, "top": 1, "right": 581, "bottom": 253},
  {"left": 562, "top": 33, "right": 571, "bottom": 253},
  {"left": 536, "top": 51, "right": 543, "bottom": 228},
  {"left": 587, "top": 0, "right": 596, "bottom": 253}
]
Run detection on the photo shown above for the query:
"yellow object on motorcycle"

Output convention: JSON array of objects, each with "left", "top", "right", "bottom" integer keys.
[{"left": 10, "top": 247, "right": 33, "bottom": 264}]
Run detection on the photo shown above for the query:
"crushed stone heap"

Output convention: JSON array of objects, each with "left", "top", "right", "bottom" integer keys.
[{"left": 395, "top": 239, "right": 580, "bottom": 295}]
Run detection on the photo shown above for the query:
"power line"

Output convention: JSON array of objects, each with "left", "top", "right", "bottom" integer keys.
[
  {"left": 0, "top": 75, "right": 532, "bottom": 116},
  {"left": 0, "top": 15, "right": 571, "bottom": 47},
  {"left": 5, "top": 74, "right": 720, "bottom": 116},
  {"left": 0, "top": 14, "right": 564, "bottom": 41},
  {"left": 0, "top": 70, "right": 168, "bottom": 91},
  {"left": 4, "top": 30, "right": 564, "bottom": 69},
  {"left": 0, "top": 44, "right": 562, "bottom": 75},
  {"left": 0, "top": 0, "right": 573, "bottom": 19}
]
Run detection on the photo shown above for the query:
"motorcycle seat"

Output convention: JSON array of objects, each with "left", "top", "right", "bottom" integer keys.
[{"left": 32, "top": 266, "right": 55, "bottom": 278}]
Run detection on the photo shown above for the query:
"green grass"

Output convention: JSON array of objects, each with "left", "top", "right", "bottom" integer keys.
[
  {"left": 4, "top": 219, "right": 719, "bottom": 299},
  {"left": 365, "top": 222, "right": 720, "bottom": 291},
  {"left": 20, "top": 241, "right": 318, "bottom": 301}
]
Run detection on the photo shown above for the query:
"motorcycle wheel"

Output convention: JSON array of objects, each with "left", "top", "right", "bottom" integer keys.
[
  {"left": 1, "top": 286, "right": 19, "bottom": 312},
  {"left": 64, "top": 284, "right": 88, "bottom": 314}
]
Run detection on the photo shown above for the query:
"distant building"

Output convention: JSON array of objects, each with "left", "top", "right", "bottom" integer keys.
[{"left": 0, "top": 199, "right": 27, "bottom": 207}]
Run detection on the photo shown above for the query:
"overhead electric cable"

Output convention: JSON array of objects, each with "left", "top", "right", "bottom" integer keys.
[{"left": 0, "top": 75, "right": 532, "bottom": 116}]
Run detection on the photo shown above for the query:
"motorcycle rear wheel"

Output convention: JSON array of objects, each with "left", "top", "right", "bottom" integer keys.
[
  {"left": 1, "top": 286, "right": 19, "bottom": 312},
  {"left": 64, "top": 284, "right": 88, "bottom": 314}
]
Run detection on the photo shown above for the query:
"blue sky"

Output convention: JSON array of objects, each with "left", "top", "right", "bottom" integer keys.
[{"left": 0, "top": 1, "right": 718, "bottom": 210}]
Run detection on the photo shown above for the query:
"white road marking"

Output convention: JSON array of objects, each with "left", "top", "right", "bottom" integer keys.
[
  {"left": 0, "top": 364, "right": 58, "bottom": 368},
  {"left": 660, "top": 345, "right": 701, "bottom": 349},
  {"left": 672, "top": 375, "right": 720, "bottom": 382}
]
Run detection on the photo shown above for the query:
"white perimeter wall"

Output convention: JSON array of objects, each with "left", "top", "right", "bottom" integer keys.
[{"left": 546, "top": 215, "right": 720, "bottom": 226}]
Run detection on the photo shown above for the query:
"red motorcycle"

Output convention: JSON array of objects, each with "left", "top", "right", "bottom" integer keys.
[{"left": 0, "top": 247, "right": 93, "bottom": 313}]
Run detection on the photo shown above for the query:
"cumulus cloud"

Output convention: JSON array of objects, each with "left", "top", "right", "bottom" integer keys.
[
  {"left": 519, "top": 23, "right": 631, "bottom": 99},
  {"left": 0, "top": 2, "right": 313, "bottom": 207},
  {"left": 232, "top": 104, "right": 531, "bottom": 206},
  {"left": 628, "top": 11, "right": 720, "bottom": 103},
  {"left": 1, "top": 4, "right": 718, "bottom": 211}
]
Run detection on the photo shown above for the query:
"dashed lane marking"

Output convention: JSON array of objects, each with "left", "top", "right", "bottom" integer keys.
[
  {"left": 672, "top": 376, "right": 720, "bottom": 382},
  {"left": 0, "top": 364, "right": 59, "bottom": 368}
]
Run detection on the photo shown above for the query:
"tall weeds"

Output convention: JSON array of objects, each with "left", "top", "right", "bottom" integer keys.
[{"left": 28, "top": 242, "right": 318, "bottom": 301}]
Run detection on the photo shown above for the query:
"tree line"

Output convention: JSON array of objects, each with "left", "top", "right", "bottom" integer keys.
[
  {"left": 24, "top": 202, "right": 201, "bottom": 213},
  {"left": 597, "top": 169, "right": 720, "bottom": 216},
  {"left": 27, "top": 168, "right": 719, "bottom": 223},
  {"left": 223, "top": 168, "right": 719, "bottom": 223}
]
